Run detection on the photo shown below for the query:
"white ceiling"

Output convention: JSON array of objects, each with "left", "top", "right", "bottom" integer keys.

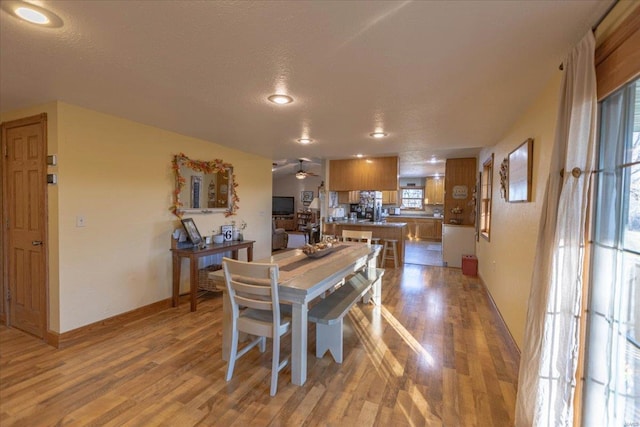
[{"left": 0, "top": 0, "right": 613, "bottom": 177}]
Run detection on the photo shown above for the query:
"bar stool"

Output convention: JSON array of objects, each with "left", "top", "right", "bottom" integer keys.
[
  {"left": 381, "top": 239, "right": 399, "bottom": 269},
  {"left": 371, "top": 238, "right": 381, "bottom": 267}
]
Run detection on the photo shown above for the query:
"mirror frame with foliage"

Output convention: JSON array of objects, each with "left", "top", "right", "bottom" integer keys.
[{"left": 170, "top": 153, "right": 239, "bottom": 217}]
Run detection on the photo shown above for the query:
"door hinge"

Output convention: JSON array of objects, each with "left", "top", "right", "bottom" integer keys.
[
  {"left": 6, "top": 288, "right": 10, "bottom": 301},
  {"left": 3, "top": 144, "right": 6, "bottom": 158}
]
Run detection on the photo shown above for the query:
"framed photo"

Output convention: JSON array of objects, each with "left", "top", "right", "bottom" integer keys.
[
  {"left": 221, "top": 225, "right": 233, "bottom": 242},
  {"left": 181, "top": 218, "right": 203, "bottom": 245},
  {"left": 301, "top": 191, "right": 314, "bottom": 203},
  {"left": 508, "top": 138, "right": 533, "bottom": 203}
]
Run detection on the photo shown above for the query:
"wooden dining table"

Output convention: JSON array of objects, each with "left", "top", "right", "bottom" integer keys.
[{"left": 210, "top": 243, "right": 382, "bottom": 386}]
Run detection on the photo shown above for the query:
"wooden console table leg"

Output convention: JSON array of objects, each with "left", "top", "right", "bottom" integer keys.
[
  {"left": 247, "top": 246, "right": 253, "bottom": 262},
  {"left": 189, "top": 255, "right": 198, "bottom": 312},
  {"left": 231, "top": 250, "right": 239, "bottom": 260},
  {"left": 172, "top": 253, "right": 181, "bottom": 307}
]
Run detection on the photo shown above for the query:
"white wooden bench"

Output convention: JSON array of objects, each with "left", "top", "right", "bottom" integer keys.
[{"left": 308, "top": 268, "right": 385, "bottom": 363}]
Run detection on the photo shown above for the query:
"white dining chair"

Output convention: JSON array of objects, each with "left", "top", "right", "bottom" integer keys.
[
  {"left": 222, "top": 257, "right": 291, "bottom": 396},
  {"left": 341, "top": 230, "right": 373, "bottom": 245}
]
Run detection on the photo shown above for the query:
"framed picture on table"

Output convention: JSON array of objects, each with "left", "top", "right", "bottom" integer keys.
[{"left": 181, "top": 218, "right": 203, "bottom": 245}]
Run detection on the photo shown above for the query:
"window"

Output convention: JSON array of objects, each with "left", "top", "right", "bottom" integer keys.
[
  {"left": 400, "top": 187, "right": 424, "bottom": 209},
  {"left": 583, "top": 78, "right": 639, "bottom": 425},
  {"left": 480, "top": 155, "right": 493, "bottom": 240}
]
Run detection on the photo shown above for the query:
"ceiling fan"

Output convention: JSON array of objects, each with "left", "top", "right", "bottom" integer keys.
[{"left": 294, "top": 159, "right": 319, "bottom": 180}]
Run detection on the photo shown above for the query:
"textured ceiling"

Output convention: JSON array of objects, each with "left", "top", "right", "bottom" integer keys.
[{"left": 0, "top": 0, "right": 612, "bottom": 177}]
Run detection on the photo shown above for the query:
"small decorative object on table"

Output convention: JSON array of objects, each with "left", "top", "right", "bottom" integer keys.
[
  {"left": 221, "top": 225, "right": 233, "bottom": 241},
  {"left": 230, "top": 219, "right": 247, "bottom": 241},
  {"left": 301, "top": 238, "right": 337, "bottom": 258}
]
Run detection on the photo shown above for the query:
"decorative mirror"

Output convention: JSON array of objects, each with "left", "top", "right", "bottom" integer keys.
[{"left": 170, "top": 153, "right": 238, "bottom": 217}]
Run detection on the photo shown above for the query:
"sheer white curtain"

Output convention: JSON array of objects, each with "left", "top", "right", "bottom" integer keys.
[{"left": 515, "top": 32, "right": 598, "bottom": 426}]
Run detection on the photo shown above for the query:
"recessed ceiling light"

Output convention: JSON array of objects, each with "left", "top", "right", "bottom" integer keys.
[
  {"left": 369, "top": 132, "right": 388, "bottom": 138},
  {"left": 297, "top": 138, "right": 312, "bottom": 144},
  {"left": 16, "top": 6, "right": 48, "bottom": 24},
  {"left": 430, "top": 157, "right": 437, "bottom": 164},
  {"left": 2, "top": 1, "right": 63, "bottom": 27},
  {"left": 355, "top": 154, "right": 364, "bottom": 158},
  {"left": 268, "top": 94, "right": 293, "bottom": 105}
]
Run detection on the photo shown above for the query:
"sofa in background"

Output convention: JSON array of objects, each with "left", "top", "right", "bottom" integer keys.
[{"left": 272, "top": 219, "right": 288, "bottom": 251}]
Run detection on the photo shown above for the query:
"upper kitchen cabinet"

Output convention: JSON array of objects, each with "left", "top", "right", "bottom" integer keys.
[
  {"left": 337, "top": 191, "right": 360, "bottom": 204},
  {"left": 329, "top": 156, "right": 398, "bottom": 191},
  {"left": 425, "top": 177, "right": 444, "bottom": 204},
  {"left": 381, "top": 190, "right": 398, "bottom": 205}
]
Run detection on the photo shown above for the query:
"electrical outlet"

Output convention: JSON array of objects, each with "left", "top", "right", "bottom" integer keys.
[{"left": 76, "top": 216, "right": 86, "bottom": 227}]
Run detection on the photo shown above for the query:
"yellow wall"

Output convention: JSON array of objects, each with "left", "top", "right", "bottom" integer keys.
[
  {"left": 2, "top": 102, "right": 273, "bottom": 333},
  {"left": 476, "top": 74, "right": 561, "bottom": 348}
]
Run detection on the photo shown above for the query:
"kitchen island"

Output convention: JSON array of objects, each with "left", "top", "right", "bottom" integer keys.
[
  {"left": 384, "top": 215, "right": 443, "bottom": 241},
  {"left": 323, "top": 220, "right": 407, "bottom": 267}
]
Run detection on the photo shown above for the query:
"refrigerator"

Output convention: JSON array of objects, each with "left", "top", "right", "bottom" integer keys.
[
  {"left": 349, "top": 191, "right": 382, "bottom": 221},
  {"left": 442, "top": 225, "right": 476, "bottom": 268}
]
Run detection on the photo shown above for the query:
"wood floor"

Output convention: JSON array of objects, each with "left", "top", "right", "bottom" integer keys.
[
  {"left": 0, "top": 264, "right": 519, "bottom": 426},
  {"left": 404, "top": 240, "right": 444, "bottom": 267}
]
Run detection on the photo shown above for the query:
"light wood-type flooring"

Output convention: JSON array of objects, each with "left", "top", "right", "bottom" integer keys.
[
  {"left": 0, "top": 264, "right": 519, "bottom": 426},
  {"left": 404, "top": 241, "right": 444, "bottom": 267}
]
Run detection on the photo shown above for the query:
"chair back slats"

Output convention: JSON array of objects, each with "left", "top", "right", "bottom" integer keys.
[
  {"left": 234, "top": 295, "right": 273, "bottom": 311},
  {"left": 223, "top": 258, "right": 281, "bottom": 315}
]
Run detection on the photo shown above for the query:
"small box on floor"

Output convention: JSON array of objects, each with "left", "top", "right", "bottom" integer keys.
[{"left": 462, "top": 255, "right": 477, "bottom": 276}]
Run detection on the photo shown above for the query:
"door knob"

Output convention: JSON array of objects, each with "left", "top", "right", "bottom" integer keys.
[{"left": 32, "top": 241, "right": 43, "bottom": 246}]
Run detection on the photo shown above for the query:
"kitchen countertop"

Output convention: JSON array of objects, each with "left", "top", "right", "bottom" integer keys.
[
  {"left": 324, "top": 219, "right": 407, "bottom": 227},
  {"left": 385, "top": 215, "right": 443, "bottom": 220}
]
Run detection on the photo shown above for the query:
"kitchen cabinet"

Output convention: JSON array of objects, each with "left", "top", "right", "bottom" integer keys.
[
  {"left": 338, "top": 191, "right": 360, "bottom": 204},
  {"left": 435, "top": 220, "right": 442, "bottom": 239},
  {"left": 382, "top": 190, "right": 398, "bottom": 205},
  {"left": 425, "top": 178, "right": 444, "bottom": 205},
  {"left": 444, "top": 158, "right": 477, "bottom": 226},
  {"left": 414, "top": 218, "right": 436, "bottom": 240},
  {"left": 329, "top": 156, "right": 398, "bottom": 191}
]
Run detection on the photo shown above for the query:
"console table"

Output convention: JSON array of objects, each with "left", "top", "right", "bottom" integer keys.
[{"left": 171, "top": 239, "right": 255, "bottom": 311}]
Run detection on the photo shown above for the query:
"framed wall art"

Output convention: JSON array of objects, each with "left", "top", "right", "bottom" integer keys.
[
  {"left": 508, "top": 138, "right": 533, "bottom": 203},
  {"left": 301, "top": 191, "right": 314, "bottom": 203}
]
